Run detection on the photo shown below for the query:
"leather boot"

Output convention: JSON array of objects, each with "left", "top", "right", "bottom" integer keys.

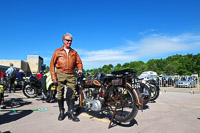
[
  {"left": 68, "top": 98, "right": 80, "bottom": 122},
  {"left": 58, "top": 99, "right": 65, "bottom": 121}
]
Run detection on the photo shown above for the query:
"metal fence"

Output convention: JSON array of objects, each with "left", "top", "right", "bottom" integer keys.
[
  {"left": 158, "top": 76, "right": 200, "bottom": 94},
  {"left": 158, "top": 76, "right": 199, "bottom": 88}
]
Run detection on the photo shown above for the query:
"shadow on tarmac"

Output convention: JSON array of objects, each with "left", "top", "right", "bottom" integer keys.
[
  {"left": 0, "top": 131, "right": 11, "bottom": 133},
  {"left": 142, "top": 104, "right": 150, "bottom": 110},
  {"left": 0, "top": 98, "right": 32, "bottom": 125},
  {"left": 75, "top": 106, "right": 140, "bottom": 128},
  {"left": 109, "top": 119, "right": 138, "bottom": 129}
]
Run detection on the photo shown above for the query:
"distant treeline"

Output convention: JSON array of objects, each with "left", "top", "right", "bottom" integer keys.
[{"left": 85, "top": 53, "right": 200, "bottom": 76}]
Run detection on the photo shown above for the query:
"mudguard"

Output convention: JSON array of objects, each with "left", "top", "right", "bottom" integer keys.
[
  {"left": 44, "top": 73, "right": 55, "bottom": 90},
  {"left": 126, "top": 83, "right": 143, "bottom": 108}
]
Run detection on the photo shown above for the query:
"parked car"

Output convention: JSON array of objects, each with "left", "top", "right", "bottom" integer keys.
[{"left": 175, "top": 80, "right": 196, "bottom": 88}]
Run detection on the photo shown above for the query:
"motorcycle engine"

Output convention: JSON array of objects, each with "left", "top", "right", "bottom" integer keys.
[
  {"left": 85, "top": 99, "right": 101, "bottom": 111},
  {"left": 83, "top": 87, "right": 102, "bottom": 111}
]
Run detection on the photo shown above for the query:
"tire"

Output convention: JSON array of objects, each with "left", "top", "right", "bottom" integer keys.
[
  {"left": 0, "top": 93, "right": 3, "bottom": 106},
  {"left": 23, "top": 84, "right": 37, "bottom": 98},
  {"left": 74, "top": 88, "right": 83, "bottom": 113},
  {"left": 149, "top": 85, "right": 160, "bottom": 101},
  {"left": 105, "top": 83, "right": 138, "bottom": 123},
  {"left": 139, "top": 83, "right": 151, "bottom": 105},
  {"left": 46, "top": 84, "right": 57, "bottom": 103}
]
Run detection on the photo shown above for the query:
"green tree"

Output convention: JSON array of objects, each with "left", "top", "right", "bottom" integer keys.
[
  {"left": 114, "top": 63, "right": 122, "bottom": 71},
  {"left": 122, "top": 62, "right": 130, "bottom": 69},
  {"left": 164, "top": 63, "right": 176, "bottom": 75},
  {"left": 46, "top": 66, "right": 50, "bottom": 72},
  {"left": 84, "top": 53, "right": 200, "bottom": 76}
]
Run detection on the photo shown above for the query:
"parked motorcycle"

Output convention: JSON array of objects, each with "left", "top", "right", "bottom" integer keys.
[
  {"left": 23, "top": 74, "right": 56, "bottom": 102},
  {"left": 74, "top": 69, "right": 145, "bottom": 128},
  {"left": 23, "top": 74, "right": 42, "bottom": 98},
  {"left": 145, "top": 79, "right": 160, "bottom": 101},
  {"left": 0, "top": 72, "right": 7, "bottom": 107},
  {"left": 45, "top": 72, "right": 57, "bottom": 103},
  {"left": 137, "top": 81, "right": 151, "bottom": 105},
  {"left": 0, "top": 82, "right": 4, "bottom": 106},
  {"left": 94, "top": 71, "right": 150, "bottom": 107}
]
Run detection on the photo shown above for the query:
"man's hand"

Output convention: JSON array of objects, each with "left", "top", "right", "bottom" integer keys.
[
  {"left": 77, "top": 70, "right": 82, "bottom": 74},
  {"left": 53, "top": 79, "right": 58, "bottom": 86},
  {"left": 53, "top": 79, "right": 57, "bottom": 83}
]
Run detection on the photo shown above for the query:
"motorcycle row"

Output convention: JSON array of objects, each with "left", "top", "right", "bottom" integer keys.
[
  {"left": 0, "top": 72, "right": 57, "bottom": 108},
  {"left": 0, "top": 69, "right": 160, "bottom": 128}
]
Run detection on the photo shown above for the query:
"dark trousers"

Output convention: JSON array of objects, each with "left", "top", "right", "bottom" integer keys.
[
  {"left": 9, "top": 78, "right": 15, "bottom": 92},
  {"left": 40, "top": 76, "right": 47, "bottom": 95}
]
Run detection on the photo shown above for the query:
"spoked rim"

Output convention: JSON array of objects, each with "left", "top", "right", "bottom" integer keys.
[
  {"left": 106, "top": 86, "right": 136, "bottom": 123},
  {"left": 150, "top": 85, "right": 157, "bottom": 99},
  {"left": 24, "top": 85, "right": 37, "bottom": 98}
]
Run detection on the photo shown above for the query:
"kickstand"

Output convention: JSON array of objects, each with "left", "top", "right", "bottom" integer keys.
[{"left": 108, "top": 105, "right": 117, "bottom": 129}]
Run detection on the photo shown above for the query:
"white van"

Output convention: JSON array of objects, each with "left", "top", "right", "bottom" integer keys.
[{"left": 139, "top": 71, "right": 158, "bottom": 80}]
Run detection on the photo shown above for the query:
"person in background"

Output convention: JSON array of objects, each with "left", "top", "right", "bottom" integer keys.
[
  {"left": 16, "top": 69, "right": 25, "bottom": 90},
  {"left": 50, "top": 32, "right": 83, "bottom": 122},
  {"left": 5, "top": 63, "right": 16, "bottom": 93},
  {"left": 36, "top": 70, "right": 42, "bottom": 80},
  {"left": 40, "top": 70, "right": 47, "bottom": 100}
]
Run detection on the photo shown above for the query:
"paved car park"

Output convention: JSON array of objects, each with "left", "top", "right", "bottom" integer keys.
[{"left": 1, "top": 88, "right": 200, "bottom": 133}]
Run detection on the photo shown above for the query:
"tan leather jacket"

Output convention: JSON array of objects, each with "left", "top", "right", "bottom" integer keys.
[{"left": 50, "top": 46, "right": 83, "bottom": 81}]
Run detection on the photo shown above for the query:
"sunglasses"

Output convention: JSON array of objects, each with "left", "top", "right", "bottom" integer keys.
[{"left": 64, "top": 39, "right": 72, "bottom": 42}]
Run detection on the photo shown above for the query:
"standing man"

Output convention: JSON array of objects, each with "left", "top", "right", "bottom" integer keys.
[
  {"left": 5, "top": 63, "right": 16, "bottom": 93},
  {"left": 50, "top": 33, "right": 83, "bottom": 122}
]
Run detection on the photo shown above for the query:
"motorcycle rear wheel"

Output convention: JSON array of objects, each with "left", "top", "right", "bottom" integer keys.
[
  {"left": 23, "top": 85, "right": 37, "bottom": 98},
  {"left": 105, "top": 84, "right": 138, "bottom": 123}
]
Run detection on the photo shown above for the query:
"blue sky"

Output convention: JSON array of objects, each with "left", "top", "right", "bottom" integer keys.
[{"left": 0, "top": 0, "right": 200, "bottom": 70}]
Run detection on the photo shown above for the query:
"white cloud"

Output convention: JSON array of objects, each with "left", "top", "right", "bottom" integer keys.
[
  {"left": 43, "top": 57, "right": 51, "bottom": 61},
  {"left": 78, "top": 33, "right": 200, "bottom": 69}
]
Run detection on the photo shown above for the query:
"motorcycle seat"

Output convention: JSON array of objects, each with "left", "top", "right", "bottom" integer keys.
[{"left": 111, "top": 69, "right": 137, "bottom": 75}]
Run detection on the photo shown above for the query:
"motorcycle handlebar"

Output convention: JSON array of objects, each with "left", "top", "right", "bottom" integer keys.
[{"left": 54, "top": 82, "right": 58, "bottom": 87}]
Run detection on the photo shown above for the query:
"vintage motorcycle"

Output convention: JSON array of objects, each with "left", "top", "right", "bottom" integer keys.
[
  {"left": 45, "top": 72, "right": 57, "bottom": 103},
  {"left": 23, "top": 74, "right": 56, "bottom": 102},
  {"left": 0, "top": 80, "right": 4, "bottom": 106},
  {"left": 137, "top": 81, "right": 151, "bottom": 105},
  {"left": 93, "top": 71, "right": 150, "bottom": 107},
  {"left": 74, "top": 69, "right": 146, "bottom": 128},
  {"left": 145, "top": 79, "right": 160, "bottom": 101}
]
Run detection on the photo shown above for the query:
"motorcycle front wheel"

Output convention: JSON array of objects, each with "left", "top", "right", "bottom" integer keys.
[
  {"left": 74, "top": 88, "right": 83, "bottom": 113},
  {"left": 23, "top": 84, "right": 37, "bottom": 98},
  {"left": 105, "top": 84, "right": 138, "bottom": 123},
  {"left": 46, "top": 84, "right": 57, "bottom": 103}
]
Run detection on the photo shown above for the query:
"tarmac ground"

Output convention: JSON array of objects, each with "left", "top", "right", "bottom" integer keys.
[{"left": 1, "top": 86, "right": 200, "bottom": 133}]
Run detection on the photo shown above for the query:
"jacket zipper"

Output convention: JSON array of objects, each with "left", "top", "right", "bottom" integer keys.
[{"left": 67, "top": 50, "right": 70, "bottom": 70}]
